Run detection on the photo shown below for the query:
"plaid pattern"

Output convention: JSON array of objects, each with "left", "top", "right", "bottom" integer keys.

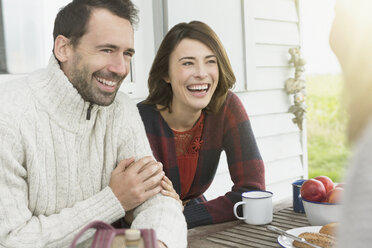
[{"left": 137, "top": 91, "right": 265, "bottom": 229}]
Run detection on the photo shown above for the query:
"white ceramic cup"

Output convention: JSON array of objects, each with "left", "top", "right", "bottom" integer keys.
[{"left": 233, "top": 190, "right": 273, "bottom": 225}]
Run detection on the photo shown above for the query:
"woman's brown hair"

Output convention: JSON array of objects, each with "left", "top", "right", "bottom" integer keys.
[{"left": 144, "top": 21, "right": 236, "bottom": 113}]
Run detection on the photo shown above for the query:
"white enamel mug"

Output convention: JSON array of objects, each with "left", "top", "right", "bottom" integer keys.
[{"left": 233, "top": 190, "right": 273, "bottom": 225}]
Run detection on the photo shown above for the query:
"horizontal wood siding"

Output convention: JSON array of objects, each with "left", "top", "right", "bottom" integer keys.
[
  {"left": 257, "top": 133, "right": 302, "bottom": 163},
  {"left": 250, "top": 0, "right": 299, "bottom": 22},
  {"left": 255, "top": 44, "right": 295, "bottom": 66},
  {"left": 245, "top": 0, "right": 304, "bottom": 203},
  {"left": 205, "top": 0, "right": 305, "bottom": 203},
  {"left": 265, "top": 157, "right": 303, "bottom": 184},
  {"left": 254, "top": 21, "right": 300, "bottom": 46},
  {"left": 250, "top": 114, "right": 298, "bottom": 138},
  {"left": 252, "top": 67, "right": 295, "bottom": 90},
  {"left": 239, "top": 90, "right": 292, "bottom": 116}
]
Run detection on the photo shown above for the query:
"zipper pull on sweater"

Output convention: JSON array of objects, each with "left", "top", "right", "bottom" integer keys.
[{"left": 86, "top": 103, "right": 93, "bottom": 120}]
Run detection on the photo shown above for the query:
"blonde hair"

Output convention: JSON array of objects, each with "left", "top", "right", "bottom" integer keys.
[{"left": 333, "top": 0, "right": 372, "bottom": 142}]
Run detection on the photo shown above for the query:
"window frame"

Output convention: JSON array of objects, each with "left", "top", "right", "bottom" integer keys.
[{"left": 0, "top": 0, "right": 7, "bottom": 73}]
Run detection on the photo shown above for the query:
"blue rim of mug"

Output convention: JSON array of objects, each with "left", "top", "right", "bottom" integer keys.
[
  {"left": 292, "top": 179, "right": 306, "bottom": 186},
  {"left": 241, "top": 190, "right": 273, "bottom": 199}
]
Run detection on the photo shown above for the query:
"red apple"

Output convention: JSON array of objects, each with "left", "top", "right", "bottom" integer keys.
[
  {"left": 314, "top": 176, "right": 334, "bottom": 193},
  {"left": 300, "top": 179, "right": 327, "bottom": 202},
  {"left": 326, "top": 187, "right": 344, "bottom": 203}
]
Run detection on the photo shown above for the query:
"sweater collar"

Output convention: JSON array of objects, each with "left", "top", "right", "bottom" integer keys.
[{"left": 28, "top": 55, "right": 103, "bottom": 132}]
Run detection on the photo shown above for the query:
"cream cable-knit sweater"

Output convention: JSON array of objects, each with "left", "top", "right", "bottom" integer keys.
[{"left": 0, "top": 56, "right": 187, "bottom": 248}]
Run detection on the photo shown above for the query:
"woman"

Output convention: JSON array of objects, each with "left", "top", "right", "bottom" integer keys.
[
  {"left": 330, "top": 0, "right": 372, "bottom": 247},
  {"left": 137, "top": 21, "right": 265, "bottom": 229}
]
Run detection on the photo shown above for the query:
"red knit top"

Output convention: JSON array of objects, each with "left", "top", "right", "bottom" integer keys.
[{"left": 172, "top": 113, "right": 205, "bottom": 199}]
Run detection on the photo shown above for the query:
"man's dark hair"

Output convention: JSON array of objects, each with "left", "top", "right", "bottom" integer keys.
[{"left": 53, "top": 0, "right": 138, "bottom": 47}]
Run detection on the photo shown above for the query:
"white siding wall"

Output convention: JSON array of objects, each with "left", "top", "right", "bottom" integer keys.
[{"left": 245, "top": 0, "right": 307, "bottom": 202}]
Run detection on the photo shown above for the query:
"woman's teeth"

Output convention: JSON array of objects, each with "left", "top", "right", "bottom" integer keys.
[
  {"left": 96, "top": 77, "right": 117, "bottom": 86},
  {"left": 187, "top": 84, "right": 209, "bottom": 91}
]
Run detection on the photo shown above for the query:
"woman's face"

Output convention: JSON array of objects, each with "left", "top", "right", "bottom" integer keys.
[{"left": 166, "top": 38, "right": 219, "bottom": 114}]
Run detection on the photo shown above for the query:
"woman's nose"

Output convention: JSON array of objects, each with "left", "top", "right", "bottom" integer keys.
[{"left": 194, "top": 64, "right": 208, "bottom": 79}]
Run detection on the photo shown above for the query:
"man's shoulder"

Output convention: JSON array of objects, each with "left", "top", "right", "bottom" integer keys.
[
  {"left": 0, "top": 76, "right": 29, "bottom": 92},
  {"left": 109, "top": 91, "right": 139, "bottom": 116},
  {"left": 0, "top": 77, "right": 34, "bottom": 129},
  {"left": 0, "top": 76, "right": 33, "bottom": 111}
]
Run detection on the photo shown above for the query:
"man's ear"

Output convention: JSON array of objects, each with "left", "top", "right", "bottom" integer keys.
[{"left": 54, "top": 35, "right": 72, "bottom": 62}]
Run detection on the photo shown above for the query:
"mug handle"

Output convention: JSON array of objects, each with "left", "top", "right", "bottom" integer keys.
[{"left": 233, "top": 201, "right": 245, "bottom": 220}]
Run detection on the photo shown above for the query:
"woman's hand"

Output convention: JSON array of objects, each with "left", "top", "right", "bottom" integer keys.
[{"left": 161, "top": 175, "right": 183, "bottom": 210}]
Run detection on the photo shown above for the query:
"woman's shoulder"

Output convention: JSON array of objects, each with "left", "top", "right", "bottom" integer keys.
[
  {"left": 137, "top": 101, "right": 155, "bottom": 112},
  {"left": 225, "top": 90, "right": 242, "bottom": 104},
  {"left": 137, "top": 101, "right": 159, "bottom": 119},
  {"left": 218, "top": 91, "right": 246, "bottom": 114}
]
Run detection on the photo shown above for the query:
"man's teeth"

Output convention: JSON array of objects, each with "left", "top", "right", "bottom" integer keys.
[
  {"left": 187, "top": 85, "right": 209, "bottom": 91},
  {"left": 96, "top": 77, "right": 117, "bottom": 87}
]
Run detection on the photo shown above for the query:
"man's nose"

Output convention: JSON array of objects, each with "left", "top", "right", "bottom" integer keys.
[{"left": 107, "top": 54, "right": 129, "bottom": 76}]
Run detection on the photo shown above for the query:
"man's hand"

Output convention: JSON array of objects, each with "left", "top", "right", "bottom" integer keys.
[
  {"left": 109, "top": 156, "right": 164, "bottom": 211},
  {"left": 161, "top": 175, "right": 183, "bottom": 210}
]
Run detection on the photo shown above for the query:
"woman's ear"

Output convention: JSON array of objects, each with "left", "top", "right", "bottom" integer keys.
[
  {"left": 163, "top": 76, "right": 171, "bottom": 84},
  {"left": 53, "top": 35, "right": 72, "bottom": 63}
]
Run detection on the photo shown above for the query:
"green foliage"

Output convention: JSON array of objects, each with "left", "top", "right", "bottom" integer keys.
[{"left": 306, "top": 74, "right": 350, "bottom": 182}]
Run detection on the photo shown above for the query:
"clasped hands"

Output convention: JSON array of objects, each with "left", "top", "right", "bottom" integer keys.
[
  {"left": 109, "top": 156, "right": 182, "bottom": 212},
  {"left": 108, "top": 156, "right": 182, "bottom": 248}
]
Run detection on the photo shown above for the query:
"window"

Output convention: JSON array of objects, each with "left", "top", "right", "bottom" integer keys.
[
  {"left": 0, "top": 0, "right": 6, "bottom": 73},
  {"left": 0, "top": 0, "right": 73, "bottom": 74}
]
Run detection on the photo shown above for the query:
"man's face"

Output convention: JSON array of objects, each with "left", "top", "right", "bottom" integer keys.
[{"left": 62, "top": 8, "right": 134, "bottom": 106}]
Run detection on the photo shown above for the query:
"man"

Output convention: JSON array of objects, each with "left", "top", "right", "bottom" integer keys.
[{"left": 0, "top": 0, "right": 187, "bottom": 247}]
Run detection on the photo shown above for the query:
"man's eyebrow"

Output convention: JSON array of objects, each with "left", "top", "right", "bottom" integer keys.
[{"left": 96, "top": 44, "right": 119, "bottom": 50}]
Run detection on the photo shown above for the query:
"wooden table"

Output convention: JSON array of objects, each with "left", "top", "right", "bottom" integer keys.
[{"left": 187, "top": 201, "right": 310, "bottom": 247}]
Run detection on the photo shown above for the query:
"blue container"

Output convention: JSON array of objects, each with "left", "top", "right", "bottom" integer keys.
[{"left": 292, "top": 179, "right": 306, "bottom": 213}]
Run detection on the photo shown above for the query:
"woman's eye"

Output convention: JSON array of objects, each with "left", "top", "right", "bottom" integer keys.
[
  {"left": 182, "top": 61, "right": 193, "bottom": 66},
  {"left": 207, "top": 59, "right": 217, "bottom": 64}
]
